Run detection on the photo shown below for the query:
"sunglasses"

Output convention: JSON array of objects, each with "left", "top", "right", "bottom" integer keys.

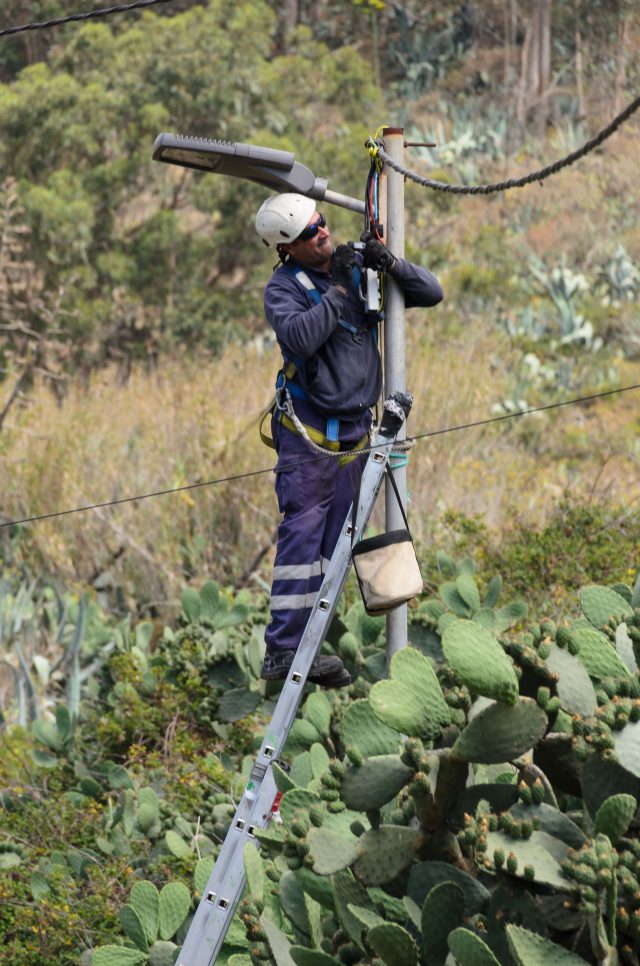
[{"left": 295, "top": 213, "right": 327, "bottom": 242}]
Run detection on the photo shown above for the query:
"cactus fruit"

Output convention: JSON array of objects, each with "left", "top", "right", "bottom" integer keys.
[
  {"left": 442, "top": 620, "right": 519, "bottom": 705},
  {"left": 340, "top": 756, "right": 413, "bottom": 811},
  {"left": 484, "top": 830, "right": 570, "bottom": 889},
  {"left": 369, "top": 648, "right": 450, "bottom": 740},
  {"left": 280, "top": 789, "right": 323, "bottom": 827},
  {"left": 452, "top": 698, "right": 547, "bottom": 764},
  {"left": 509, "top": 802, "right": 586, "bottom": 849}
]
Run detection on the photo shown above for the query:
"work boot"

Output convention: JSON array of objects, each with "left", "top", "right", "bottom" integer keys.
[{"left": 261, "top": 649, "right": 351, "bottom": 688}]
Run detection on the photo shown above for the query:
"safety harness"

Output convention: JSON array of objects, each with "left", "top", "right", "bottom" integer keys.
[{"left": 259, "top": 264, "right": 378, "bottom": 468}]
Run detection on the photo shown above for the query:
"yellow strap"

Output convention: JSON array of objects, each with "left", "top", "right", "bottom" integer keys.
[
  {"left": 259, "top": 395, "right": 369, "bottom": 468},
  {"left": 259, "top": 400, "right": 277, "bottom": 450},
  {"left": 280, "top": 412, "right": 368, "bottom": 468}
]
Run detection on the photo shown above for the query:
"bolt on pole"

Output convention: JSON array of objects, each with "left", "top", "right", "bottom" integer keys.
[{"left": 381, "top": 127, "right": 408, "bottom": 666}]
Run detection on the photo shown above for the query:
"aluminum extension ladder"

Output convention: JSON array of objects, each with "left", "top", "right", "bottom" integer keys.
[{"left": 178, "top": 390, "right": 413, "bottom": 966}]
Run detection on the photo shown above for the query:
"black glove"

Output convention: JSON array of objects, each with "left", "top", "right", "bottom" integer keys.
[
  {"left": 360, "top": 231, "right": 396, "bottom": 273},
  {"left": 330, "top": 244, "right": 356, "bottom": 290}
]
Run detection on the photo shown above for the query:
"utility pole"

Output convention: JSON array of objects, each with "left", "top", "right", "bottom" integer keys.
[{"left": 381, "top": 127, "right": 408, "bottom": 663}]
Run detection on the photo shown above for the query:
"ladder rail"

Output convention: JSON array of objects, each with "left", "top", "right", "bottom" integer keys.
[{"left": 177, "top": 392, "right": 413, "bottom": 966}]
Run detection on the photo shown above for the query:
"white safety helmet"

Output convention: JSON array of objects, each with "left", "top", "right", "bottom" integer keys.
[{"left": 255, "top": 193, "right": 316, "bottom": 247}]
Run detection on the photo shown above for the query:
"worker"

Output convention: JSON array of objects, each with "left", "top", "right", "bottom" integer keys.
[{"left": 255, "top": 193, "right": 443, "bottom": 687}]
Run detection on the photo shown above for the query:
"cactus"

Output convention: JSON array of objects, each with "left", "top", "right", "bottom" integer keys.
[
  {"left": 368, "top": 922, "right": 419, "bottom": 966},
  {"left": 452, "top": 698, "right": 547, "bottom": 764},
  {"left": 353, "top": 826, "right": 423, "bottom": 886},
  {"left": 92, "top": 880, "right": 190, "bottom": 964},
  {"left": 369, "top": 648, "right": 450, "bottom": 739},
  {"left": 568, "top": 623, "right": 631, "bottom": 680},
  {"left": 340, "top": 698, "right": 401, "bottom": 757},
  {"left": 421, "top": 881, "right": 466, "bottom": 966},
  {"left": 92, "top": 948, "right": 149, "bottom": 965},
  {"left": 543, "top": 644, "right": 598, "bottom": 716},
  {"left": 442, "top": 620, "right": 519, "bottom": 705},
  {"left": 613, "top": 718, "right": 640, "bottom": 778},
  {"left": 579, "top": 585, "right": 633, "bottom": 631},
  {"left": 505, "top": 924, "right": 591, "bottom": 964},
  {"left": 448, "top": 927, "right": 501, "bottom": 965},
  {"left": 289, "top": 949, "right": 342, "bottom": 966},
  {"left": 594, "top": 793, "right": 637, "bottom": 843},
  {"left": 157, "top": 882, "right": 190, "bottom": 941},
  {"left": 340, "top": 755, "right": 413, "bottom": 811},
  {"left": 147, "top": 943, "right": 179, "bottom": 966},
  {"left": 244, "top": 842, "right": 265, "bottom": 905},
  {"left": 130, "top": 881, "right": 160, "bottom": 945},
  {"left": 306, "top": 826, "right": 357, "bottom": 875},
  {"left": 484, "top": 829, "right": 571, "bottom": 889}
]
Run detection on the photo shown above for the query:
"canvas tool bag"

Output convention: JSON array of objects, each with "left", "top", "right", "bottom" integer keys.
[{"left": 351, "top": 468, "right": 423, "bottom": 615}]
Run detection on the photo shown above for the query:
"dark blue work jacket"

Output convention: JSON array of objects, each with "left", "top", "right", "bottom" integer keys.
[{"left": 263, "top": 251, "right": 443, "bottom": 422}]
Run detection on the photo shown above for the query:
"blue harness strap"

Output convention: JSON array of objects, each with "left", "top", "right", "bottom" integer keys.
[{"left": 276, "top": 263, "right": 378, "bottom": 441}]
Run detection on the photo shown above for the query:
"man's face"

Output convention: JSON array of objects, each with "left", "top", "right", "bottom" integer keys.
[{"left": 283, "top": 211, "right": 332, "bottom": 269}]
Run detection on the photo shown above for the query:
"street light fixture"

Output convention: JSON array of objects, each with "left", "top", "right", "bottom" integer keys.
[{"left": 152, "top": 132, "right": 365, "bottom": 213}]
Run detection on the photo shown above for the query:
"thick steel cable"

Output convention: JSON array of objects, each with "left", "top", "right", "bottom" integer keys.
[
  {"left": 1, "top": 381, "right": 639, "bottom": 530},
  {"left": 0, "top": 0, "right": 177, "bottom": 38},
  {"left": 375, "top": 90, "right": 640, "bottom": 195}
]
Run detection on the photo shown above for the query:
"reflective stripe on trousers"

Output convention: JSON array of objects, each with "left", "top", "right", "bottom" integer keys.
[{"left": 264, "top": 410, "right": 369, "bottom": 652}]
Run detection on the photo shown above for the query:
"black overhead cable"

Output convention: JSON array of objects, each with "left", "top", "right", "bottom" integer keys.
[
  {"left": 0, "top": 0, "right": 178, "bottom": 38},
  {"left": 1, "top": 381, "right": 639, "bottom": 530},
  {"left": 374, "top": 89, "right": 640, "bottom": 195}
]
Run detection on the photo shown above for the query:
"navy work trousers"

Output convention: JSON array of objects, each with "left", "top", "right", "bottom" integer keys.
[{"left": 264, "top": 408, "right": 370, "bottom": 653}]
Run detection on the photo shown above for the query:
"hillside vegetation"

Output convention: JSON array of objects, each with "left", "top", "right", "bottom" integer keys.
[{"left": 1, "top": 2, "right": 640, "bottom": 964}]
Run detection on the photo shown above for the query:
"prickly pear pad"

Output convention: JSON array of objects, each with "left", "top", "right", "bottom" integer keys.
[
  {"left": 569, "top": 623, "right": 631, "bottom": 679},
  {"left": 340, "top": 698, "right": 402, "bottom": 757},
  {"left": 579, "top": 585, "right": 633, "bottom": 630},
  {"left": 442, "top": 619, "right": 519, "bottom": 705},
  {"left": 452, "top": 698, "right": 547, "bottom": 764},
  {"left": 448, "top": 927, "right": 501, "bottom": 965},
  {"left": 506, "top": 923, "right": 591, "bottom": 964},
  {"left": 369, "top": 648, "right": 450, "bottom": 739}
]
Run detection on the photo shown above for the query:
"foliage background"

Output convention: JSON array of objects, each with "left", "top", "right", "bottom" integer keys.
[{"left": 0, "top": 0, "right": 639, "bottom": 961}]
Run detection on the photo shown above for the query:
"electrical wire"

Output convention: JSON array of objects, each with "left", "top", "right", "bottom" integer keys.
[
  {"left": 1, "top": 381, "right": 639, "bottom": 531},
  {"left": 0, "top": 0, "right": 178, "bottom": 38}
]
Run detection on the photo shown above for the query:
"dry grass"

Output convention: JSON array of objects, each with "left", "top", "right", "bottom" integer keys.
[
  {"left": 2, "top": 321, "right": 639, "bottom": 614},
  {"left": 2, "top": 127, "right": 640, "bottom": 612}
]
